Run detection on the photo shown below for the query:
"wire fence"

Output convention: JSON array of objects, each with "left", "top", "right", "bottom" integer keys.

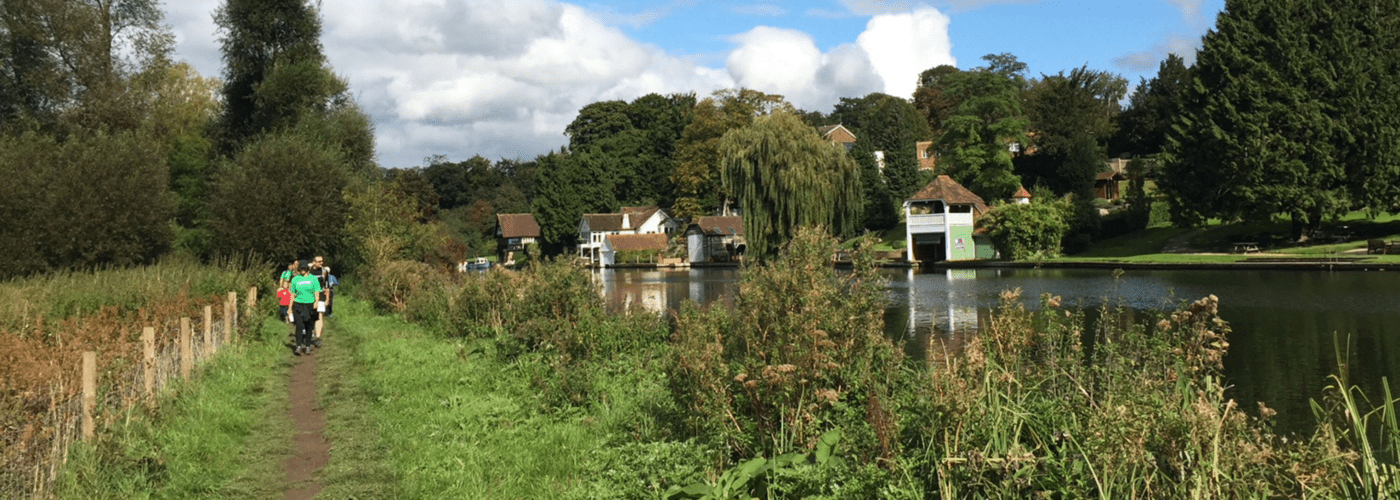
[{"left": 1, "top": 292, "right": 251, "bottom": 499}]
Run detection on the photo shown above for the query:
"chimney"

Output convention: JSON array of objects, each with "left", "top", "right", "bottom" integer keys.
[{"left": 622, "top": 212, "right": 631, "bottom": 230}]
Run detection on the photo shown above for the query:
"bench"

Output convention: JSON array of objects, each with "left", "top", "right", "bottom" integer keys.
[{"left": 1232, "top": 242, "right": 1260, "bottom": 254}]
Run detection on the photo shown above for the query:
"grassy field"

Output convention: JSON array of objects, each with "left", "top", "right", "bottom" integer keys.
[
  {"left": 315, "top": 297, "right": 705, "bottom": 499},
  {"left": 52, "top": 320, "right": 294, "bottom": 499}
]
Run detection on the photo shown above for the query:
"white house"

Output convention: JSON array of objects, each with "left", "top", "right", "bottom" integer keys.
[
  {"left": 904, "top": 175, "right": 988, "bottom": 263},
  {"left": 578, "top": 206, "right": 679, "bottom": 265}
]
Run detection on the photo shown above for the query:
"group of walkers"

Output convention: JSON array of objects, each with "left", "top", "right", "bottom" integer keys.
[{"left": 275, "top": 256, "right": 336, "bottom": 356}]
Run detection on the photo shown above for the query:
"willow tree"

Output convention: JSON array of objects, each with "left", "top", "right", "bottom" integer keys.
[{"left": 720, "top": 111, "right": 861, "bottom": 259}]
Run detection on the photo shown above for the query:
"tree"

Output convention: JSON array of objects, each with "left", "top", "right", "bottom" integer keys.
[
  {"left": 1160, "top": 0, "right": 1395, "bottom": 238},
  {"left": 671, "top": 88, "right": 791, "bottom": 219},
  {"left": 205, "top": 131, "right": 350, "bottom": 260},
  {"left": 829, "top": 92, "right": 935, "bottom": 209},
  {"left": 531, "top": 149, "right": 617, "bottom": 254},
  {"left": 912, "top": 65, "right": 963, "bottom": 140},
  {"left": 720, "top": 111, "right": 862, "bottom": 258},
  {"left": 214, "top": 0, "right": 341, "bottom": 149},
  {"left": 564, "top": 93, "right": 695, "bottom": 207},
  {"left": 0, "top": 129, "right": 174, "bottom": 278},
  {"left": 1110, "top": 54, "right": 1190, "bottom": 158},
  {"left": 979, "top": 201, "right": 1069, "bottom": 260},
  {"left": 934, "top": 55, "right": 1028, "bottom": 202}
]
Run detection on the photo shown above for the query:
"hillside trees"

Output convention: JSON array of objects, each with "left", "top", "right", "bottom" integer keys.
[
  {"left": 1161, "top": 0, "right": 1400, "bottom": 238},
  {"left": 932, "top": 55, "right": 1029, "bottom": 202},
  {"left": 563, "top": 93, "right": 695, "bottom": 207},
  {"left": 829, "top": 93, "right": 934, "bottom": 229},
  {"left": 671, "top": 89, "right": 791, "bottom": 219},
  {"left": 205, "top": 0, "right": 375, "bottom": 261},
  {"left": 1111, "top": 54, "right": 1190, "bottom": 158},
  {"left": 720, "top": 111, "right": 862, "bottom": 258}
]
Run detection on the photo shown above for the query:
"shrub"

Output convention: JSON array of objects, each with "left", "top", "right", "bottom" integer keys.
[
  {"left": 978, "top": 202, "right": 1069, "bottom": 260},
  {"left": 670, "top": 227, "right": 902, "bottom": 463}
]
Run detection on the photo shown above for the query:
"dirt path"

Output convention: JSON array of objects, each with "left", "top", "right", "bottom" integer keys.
[{"left": 282, "top": 352, "right": 329, "bottom": 500}]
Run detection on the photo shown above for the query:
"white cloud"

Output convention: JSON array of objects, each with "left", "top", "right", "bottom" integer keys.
[
  {"left": 1167, "top": 0, "right": 1204, "bottom": 20},
  {"left": 856, "top": 8, "right": 955, "bottom": 99},
  {"left": 166, "top": 0, "right": 955, "bottom": 167},
  {"left": 1112, "top": 34, "right": 1199, "bottom": 72}
]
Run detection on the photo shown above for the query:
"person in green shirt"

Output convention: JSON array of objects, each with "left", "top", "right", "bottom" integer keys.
[{"left": 288, "top": 263, "right": 323, "bottom": 355}]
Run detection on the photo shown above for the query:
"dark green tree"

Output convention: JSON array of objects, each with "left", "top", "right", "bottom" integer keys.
[
  {"left": 934, "top": 55, "right": 1028, "bottom": 202},
  {"left": 912, "top": 64, "right": 963, "bottom": 141},
  {"left": 671, "top": 88, "right": 791, "bottom": 219},
  {"left": 1160, "top": 0, "right": 1400, "bottom": 238},
  {"left": 1110, "top": 54, "right": 1190, "bottom": 158},
  {"left": 720, "top": 111, "right": 862, "bottom": 258},
  {"left": 214, "top": 0, "right": 342, "bottom": 149},
  {"left": 564, "top": 93, "right": 695, "bottom": 207},
  {"left": 531, "top": 149, "right": 617, "bottom": 254}
]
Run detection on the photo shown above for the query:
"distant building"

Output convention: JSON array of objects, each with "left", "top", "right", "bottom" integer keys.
[
  {"left": 684, "top": 216, "right": 745, "bottom": 264},
  {"left": 1012, "top": 186, "right": 1032, "bottom": 205},
  {"left": 903, "top": 175, "right": 990, "bottom": 263},
  {"left": 1095, "top": 171, "right": 1126, "bottom": 200},
  {"left": 495, "top": 213, "right": 540, "bottom": 263},
  {"left": 578, "top": 206, "right": 679, "bottom": 265},
  {"left": 916, "top": 141, "right": 937, "bottom": 171},
  {"left": 600, "top": 233, "right": 669, "bottom": 267},
  {"left": 816, "top": 124, "right": 857, "bottom": 152}
]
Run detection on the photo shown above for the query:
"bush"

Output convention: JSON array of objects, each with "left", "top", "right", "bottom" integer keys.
[
  {"left": 978, "top": 202, "right": 1069, "bottom": 260},
  {"left": 0, "top": 130, "right": 175, "bottom": 278},
  {"left": 670, "top": 227, "right": 902, "bottom": 462}
]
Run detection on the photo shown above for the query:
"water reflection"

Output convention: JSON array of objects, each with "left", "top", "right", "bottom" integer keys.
[{"left": 596, "top": 266, "right": 1400, "bottom": 435}]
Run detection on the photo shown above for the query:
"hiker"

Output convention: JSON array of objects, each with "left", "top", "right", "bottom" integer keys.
[
  {"left": 279, "top": 260, "right": 297, "bottom": 289},
  {"left": 311, "top": 255, "right": 332, "bottom": 347},
  {"left": 288, "top": 262, "right": 322, "bottom": 356}
]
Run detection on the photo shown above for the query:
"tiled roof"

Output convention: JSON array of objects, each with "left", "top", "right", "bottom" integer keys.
[
  {"left": 1095, "top": 171, "right": 1126, "bottom": 181},
  {"left": 1013, "top": 186, "right": 1032, "bottom": 199},
  {"left": 907, "top": 175, "right": 988, "bottom": 214},
  {"left": 497, "top": 213, "right": 540, "bottom": 238},
  {"left": 582, "top": 213, "right": 624, "bottom": 232},
  {"left": 689, "top": 216, "right": 744, "bottom": 236},
  {"left": 605, "top": 233, "right": 669, "bottom": 252}
]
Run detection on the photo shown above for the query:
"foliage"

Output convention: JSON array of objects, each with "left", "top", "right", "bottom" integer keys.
[
  {"left": 979, "top": 201, "right": 1069, "bottom": 260},
  {"left": 720, "top": 111, "right": 863, "bottom": 258},
  {"left": 531, "top": 150, "right": 617, "bottom": 253},
  {"left": 0, "top": 129, "right": 175, "bottom": 278},
  {"left": 912, "top": 65, "right": 963, "bottom": 141},
  {"left": 670, "top": 228, "right": 900, "bottom": 463},
  {"left": 342, "top": 177, "right": 447, "bottom": 270},
  {"left": 204, "top": 131, "right": 350, "bottom": 261},
  {"left": 1162, "top": 0, "right": 1400, "bottom": 238},
  {"left": 672, "top": 89, "right": 792, "bottom": 219},
  {"left": 933, "top": 55, "right": 1028, "bottom": 202},
  {"left": 214, "top": 0, "right": 341, "bottom": 149},
  {"left": 564, "top": 93, "right": 695, "bottom": 207},
  {"left": 1110, "top": 54, "right": 1190, "bottom": 158},
  {"left": 1017, "top": 66, "right": 1127, "bottom": 197},
  {"left": 830, "top": 92, "right": 934, "bottom": 230}
]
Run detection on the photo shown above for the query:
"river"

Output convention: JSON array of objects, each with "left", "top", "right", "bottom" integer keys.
[{"left": 597, "top": 266, "right": 1400, "bottom": 435}]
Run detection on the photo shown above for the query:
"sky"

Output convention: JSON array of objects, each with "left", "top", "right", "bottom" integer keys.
[{"left": 164, "top": 0, "right": 1226, "bottom": 168}]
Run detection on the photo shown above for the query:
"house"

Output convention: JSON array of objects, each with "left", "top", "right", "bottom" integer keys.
[
  {"left": 916, "top": 141, "right": 937, "bottom": 171},
  {"left": 578, "top": 206, "right": 679, "bottom": 264},
  {"left": 1012, "top": 186, "right": 1032, "bottom": 205},
  {"left": 816, "top": 124, "right": 857, "bottom": 152},
  {"left": 904, "top": 175, "right": 989, "bottom": 263},
  {"left": 600, "top": 233, "right": 669, "bottom": 267},
  {"left": 496, "top": 213, "right": 540, "bottom": 263},
  {"left": 684, "top": 216, "right": 745, "bottom": 264},
  {"left": 1094, "top": 171, "right": 1126, "bottom": 200}
]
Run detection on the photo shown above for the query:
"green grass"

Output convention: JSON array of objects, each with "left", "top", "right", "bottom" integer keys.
[
  {"left": 317, "top": 297, "right": 615, "bottom": 499},
  {"left": 1072, "top": 226, "right": 1193, "bottom": 257},
  {"left": 53, "top": 321, "right": 294, "bottom": 499}
]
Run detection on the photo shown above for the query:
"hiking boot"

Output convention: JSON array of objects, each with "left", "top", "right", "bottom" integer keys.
[{"left": 293, "top": 345, "right": 303, "bottom": 356}]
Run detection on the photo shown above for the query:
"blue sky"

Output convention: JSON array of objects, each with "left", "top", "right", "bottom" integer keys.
[{"left": 165, "top": 0, "right": 1225, "bottom": 167}]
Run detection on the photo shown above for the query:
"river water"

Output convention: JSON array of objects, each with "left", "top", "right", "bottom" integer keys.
[{"left": 598, "top": 266, "right": 1400, "bottom": 435}]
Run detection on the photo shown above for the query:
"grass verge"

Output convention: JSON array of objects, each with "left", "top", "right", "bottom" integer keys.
[
  {"left": 318, "top": 297, "right": 638, "bottom": 499},
  {"left": 52, "top": 320, "right": 293, "bottom": 499}
]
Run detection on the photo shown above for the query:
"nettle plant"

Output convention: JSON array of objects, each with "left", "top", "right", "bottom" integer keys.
[{"left": 671, "top": 227, "right": 903, "bottom": 463}]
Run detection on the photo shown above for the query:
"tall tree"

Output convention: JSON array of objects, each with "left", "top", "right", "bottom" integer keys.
[
  {"left": 532, "top": 149, "right": 617, "bottom": 254},
  {"left": 1159, "top": 0, "right": 1399, "bottom": 238},
  {"left": 214, "top": 0, "right": 342, "bottom": 149},
  {"left": 1018, "top": 66, "right": 1127, "bottom": 196},
  {"left": 934, "top": 54, "right": 1028, "bottom": 202},
  {"left": 829, "top": 92, "right": 935, "bottom": 229},
  {"left": 720, "top": 111, "right": 862, "bottom": 258},
  {"left": 671, "top": 88, "right": 790, "bottom": 219},
  {"left": 912, "top": 64, "right": 963, "bottom": 141},
  {"left": 564, "top": 93, "right": 695, "bottom": 207},
  {"left": 1110, "top": 54, "right": 1190, "bottom": 158}
]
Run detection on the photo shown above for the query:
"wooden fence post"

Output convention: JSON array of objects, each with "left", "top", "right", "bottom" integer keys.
[
  {"left": 142, "top": 327, "right": 155, "bottom": 398},
  {"left": 82, "top": 352, "right": 96, "bottom": 440},
  {"left": 224, "top": 299, "right": 233, "bottom": 346},
  {"left": 204, "top": 305, "right": 214, "bottom": 355},
  {"left": 247, "top": 286, "right": 257, "bottom": 326},
  {"left": 228, "top": 291, "right": 239, "bottom": 340},
  {"left": 180, "top": 318, "right": 192, "bottom": 379}
]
